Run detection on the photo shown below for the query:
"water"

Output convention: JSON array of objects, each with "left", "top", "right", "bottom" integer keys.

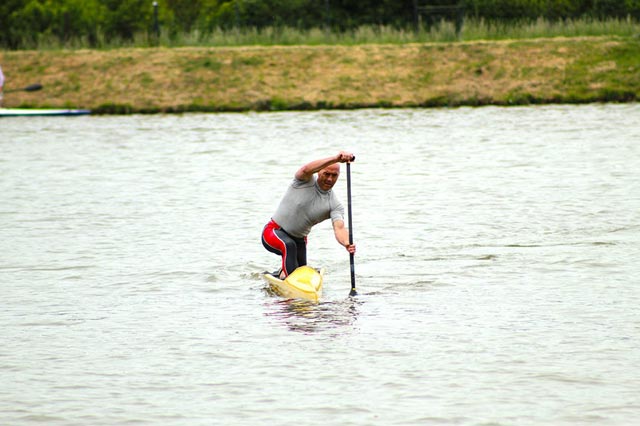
[{"left": 1, "top": 104, "right": 639, "bottom": 425}]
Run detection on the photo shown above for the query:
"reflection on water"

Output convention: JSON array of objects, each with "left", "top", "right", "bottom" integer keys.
[{"left": 264, "top": 290, "right": 361, "bottom": 334}]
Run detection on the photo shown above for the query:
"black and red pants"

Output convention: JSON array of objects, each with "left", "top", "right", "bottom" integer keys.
[{"left": 261, "top": 219, "right": 307, "bottom": 277}]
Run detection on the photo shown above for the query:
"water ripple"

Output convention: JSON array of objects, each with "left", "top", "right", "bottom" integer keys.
[{"left": 1, "top": 104, "right": 639, "bottom": 426}]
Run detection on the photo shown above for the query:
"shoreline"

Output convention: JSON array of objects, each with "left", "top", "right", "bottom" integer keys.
[{"left": 1, "top": 37, "right": 638, "bottom": 114}]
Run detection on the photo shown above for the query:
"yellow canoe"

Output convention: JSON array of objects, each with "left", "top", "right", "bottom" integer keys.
[{"left": 262, "top": 266, "right": 324, "bottom": 302}]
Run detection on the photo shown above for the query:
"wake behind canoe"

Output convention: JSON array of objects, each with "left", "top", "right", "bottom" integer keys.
[{"left": 262, "top": 266, "right": 324, "bottom": 302}]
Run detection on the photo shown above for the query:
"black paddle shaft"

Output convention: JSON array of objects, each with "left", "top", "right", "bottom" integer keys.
[{"left": 346, "top": 161, "right": 357, "bottom": 296}]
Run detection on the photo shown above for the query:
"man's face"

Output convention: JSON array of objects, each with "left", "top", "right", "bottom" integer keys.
[{"left": 317, "top": 165, "right": 340, "bottom": 191}]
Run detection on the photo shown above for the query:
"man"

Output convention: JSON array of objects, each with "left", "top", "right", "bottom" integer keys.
[{"left": 262, "top": 151, "right": 356, "bottom": 279}]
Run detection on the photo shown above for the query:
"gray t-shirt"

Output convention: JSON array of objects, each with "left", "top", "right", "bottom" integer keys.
[{"left": 272, "top": 176, "right": 344, "bottom": 238}]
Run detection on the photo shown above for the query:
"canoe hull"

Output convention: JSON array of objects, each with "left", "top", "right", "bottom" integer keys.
[
  {"left": 262, "top": 266, "right": 323, "bottom": 302},
  {"left": 0, "top": 108, "right": 91, "bottom": 117}
]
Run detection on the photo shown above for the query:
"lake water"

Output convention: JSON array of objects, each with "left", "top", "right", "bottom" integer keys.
[{"left": 1, "top": 104, "right": 639, "bottom": 425}]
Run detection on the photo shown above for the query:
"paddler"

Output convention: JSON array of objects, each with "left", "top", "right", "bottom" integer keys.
[{"left": 262, "top": 152, "right": 356, "bottom": 279}]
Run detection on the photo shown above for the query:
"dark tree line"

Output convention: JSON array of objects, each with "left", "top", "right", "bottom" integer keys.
[{"left": 1, "top": 0, "right": 639, "bottom": 48}]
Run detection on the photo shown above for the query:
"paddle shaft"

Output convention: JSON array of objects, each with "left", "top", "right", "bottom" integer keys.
[
  {"left": 4, "top": 83, "right": 43, "bottom": 93},
  {"left": 346, "top": 161, "right": 357, "bottom": 296}
]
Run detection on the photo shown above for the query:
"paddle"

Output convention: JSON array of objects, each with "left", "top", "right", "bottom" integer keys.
[
  {"left": 346, "top": 159, "right": 357, "bottom": 296},
  {"left": 4, "top": 83, "right": 43, "bottom": 93}
]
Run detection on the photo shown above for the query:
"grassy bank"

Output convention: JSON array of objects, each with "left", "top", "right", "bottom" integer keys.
[{"left": 1, "top": 36, "right": 639, "bottom": 113}]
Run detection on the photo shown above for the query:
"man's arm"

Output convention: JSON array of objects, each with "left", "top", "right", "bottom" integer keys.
[
  {"left": 333, "top": 220, "right": 356, "bottom": 254},
  {"left": 295, "top": 151, "right": 355, "bottom": 181}
]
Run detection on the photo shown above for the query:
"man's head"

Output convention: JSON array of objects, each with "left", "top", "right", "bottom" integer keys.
[{"left": 317, "top": 164, "right": 340, "bottom": 191}]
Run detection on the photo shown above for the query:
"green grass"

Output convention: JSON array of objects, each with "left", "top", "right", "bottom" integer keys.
[
  {"left": 7, "top": 17, "right": 640, "bottom": 51},
  {"left": 232, "top": 56, "right": 265, "bottom": 67}
]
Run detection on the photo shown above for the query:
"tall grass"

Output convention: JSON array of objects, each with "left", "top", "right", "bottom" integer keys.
[
  {"left": 11, "top": 16, "right": 640, "bottom": 50},
  {"left": 163, "top": 17, "right": 640, "bottom": 47},
  {"left": 462, "top": 16, "right": 640, "bottom": 40}
]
